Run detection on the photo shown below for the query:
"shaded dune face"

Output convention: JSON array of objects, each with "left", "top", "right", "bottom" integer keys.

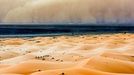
[
  {"left": 0, "top": 0, "right": 134, "bottom": 24},
  {"left": 0, "top": 33, "right": 134, "bottom": 75}
]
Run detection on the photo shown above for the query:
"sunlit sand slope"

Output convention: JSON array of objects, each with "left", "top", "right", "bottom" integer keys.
[
  {"left": 0, "top": 0, "right": 134, "bottom": 23},
  {"left": 0, "top": 33, "right": 134, "bottom": 75}
]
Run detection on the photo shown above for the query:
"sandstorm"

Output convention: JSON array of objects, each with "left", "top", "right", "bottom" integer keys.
[{"left": 0, "top": 0, "right": 134, "bottom": 24}]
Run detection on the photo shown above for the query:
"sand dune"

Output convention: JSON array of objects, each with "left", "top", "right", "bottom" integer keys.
[
  {"left": 0, "top": 0, "right": 134, "bottom": 24},
  {"left": 0, "top": 33, "right": 134, "bottom": 75}
]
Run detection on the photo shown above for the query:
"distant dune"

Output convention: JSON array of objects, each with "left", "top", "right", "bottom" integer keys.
[
  {"left": 0, "top": 0, "right": 134, "bottom": 24},
  {"left": 0, "top": 33, "right": 134, "bottom": 75}
]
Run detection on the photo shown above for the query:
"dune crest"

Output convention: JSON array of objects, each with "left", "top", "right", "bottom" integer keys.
[{"left": 0, "top": 33, "right": 134, "bottom": 75}]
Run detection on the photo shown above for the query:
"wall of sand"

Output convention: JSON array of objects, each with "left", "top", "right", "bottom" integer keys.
[{"left": 0, "top": 0, "right": 134, "bottom": 24}]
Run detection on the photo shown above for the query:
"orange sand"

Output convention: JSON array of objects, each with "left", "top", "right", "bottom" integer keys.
[{"left": 0, "top": 33, "right": 134, "bottom": 75}]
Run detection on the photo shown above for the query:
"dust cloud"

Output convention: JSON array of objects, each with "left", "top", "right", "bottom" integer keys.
[{"left": 0, "top": 0, "right": 134, "bottom": 24}]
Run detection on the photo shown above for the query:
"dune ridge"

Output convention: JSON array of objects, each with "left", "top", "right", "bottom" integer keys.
[{"left": 0, "top": 33, "right": 134, "bottom": 75}]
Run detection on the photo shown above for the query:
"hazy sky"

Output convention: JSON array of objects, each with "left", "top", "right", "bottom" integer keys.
[{"left": 0, "top": 0, "right": 134, "bottom": 24}]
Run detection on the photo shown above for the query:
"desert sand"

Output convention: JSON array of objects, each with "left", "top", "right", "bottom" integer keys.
[{"left": 0, "top": 33, "right": 133, "bottom": 75}]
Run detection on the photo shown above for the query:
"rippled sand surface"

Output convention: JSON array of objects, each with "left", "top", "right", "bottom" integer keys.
[{"left": 0, "top": 33, "right": 134, "bottom": 75}]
